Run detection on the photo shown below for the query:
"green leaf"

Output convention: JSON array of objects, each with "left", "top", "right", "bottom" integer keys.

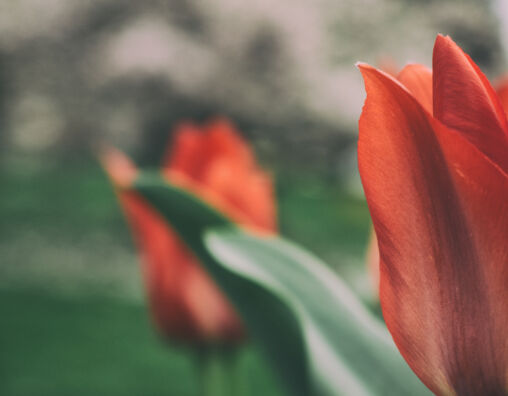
[
  {"left": 205, "top": 230, "right": 432, "bottom": 396},
  {"left": 132, "top": 172, "right": 430, "bottom": 396}
]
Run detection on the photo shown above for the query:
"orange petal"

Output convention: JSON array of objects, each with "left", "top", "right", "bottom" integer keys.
[
  {"left": 164, "top": 118, "right": 254, "bottom": 181},
  {"left": 123, "top": 192, "right": 200, "bottom": 341},
  {"left": 163, "top": 122, "right": 207, "bottom": 180},
  {"left": 358, "top": 63, "right": 508, "bottom": 395},
  {"left": 397, "top": 64, "right": 433, "bottom": 113},
  {"left": 150, "top": 118, "right": 276, "bottom": 340},
  {"left": 122, "top": 190, "right": 245, "bottom": 343},
  {"left": 203, "top": 118, "right": 255, "bottom": 169},
  {"left": 103, "top": 147, "right": 244, "bottom": 344},
  {"left": 164, "top": 118, "right": 277, "bottom": 233},
  {"left": 366, "top": 64, "right": 432, "bottom": 293},
  {"left": 182, "top": 264, "right": 244, "bottom": 342},
  {"left": 100, "top": 146, "right": 138, "bottom": 188},
  {"left": 202, "top": 156, "right": 277, "bottom": 232},
  {"left": 433, "top": 34, "right": 508, "bottom": 174}
]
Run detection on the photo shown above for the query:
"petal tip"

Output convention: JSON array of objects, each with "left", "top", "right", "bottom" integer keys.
[
  {"left": 435, "top": 33, "right": 451, "bottom": 41},
  {"left": 434, "top": 34, "right": 456, "bottom": 52},
  {"left": 356, "top": 62, "right": 375, "bottom": 72},
  {"left": 100, "top": 146, "right": 138, "bottom": 189}
]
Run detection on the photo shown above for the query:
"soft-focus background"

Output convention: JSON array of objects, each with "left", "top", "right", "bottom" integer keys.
[{"left": 1, "top": 0, "right": 506, "bottom": 394}]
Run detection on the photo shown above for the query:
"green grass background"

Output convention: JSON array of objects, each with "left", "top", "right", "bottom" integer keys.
[{"left": 0, "top": 159, "right": 372, "bottom": 395}]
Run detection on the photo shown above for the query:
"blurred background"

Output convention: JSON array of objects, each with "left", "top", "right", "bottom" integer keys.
[{"left": 1, "top": 0, "right": 506, "bottom": 394}]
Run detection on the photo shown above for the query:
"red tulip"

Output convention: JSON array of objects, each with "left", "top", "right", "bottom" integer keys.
[
  {"left": 102, "top": 118, "right": 276, "bottom": 345},
  {"left": 358, "top": 35, "right": 508, "bottom": 395}
]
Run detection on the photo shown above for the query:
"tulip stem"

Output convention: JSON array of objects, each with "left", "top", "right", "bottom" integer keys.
[
  {"left": 223, "top": 347, "right": 245, "bottom": 396},
  {"left": 196, "top": 345, "right": 231, "bottom": 396}
]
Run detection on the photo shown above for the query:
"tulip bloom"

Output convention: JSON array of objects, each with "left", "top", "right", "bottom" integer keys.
[
  {"left": 366, "top": 62, "right": 508, "bottom": 297},
  {"left": 358, "top": 35, "right": 508, "bottom": 395},
  {"left": 102, "top": 118, "right": 276, "bottom": 345}
]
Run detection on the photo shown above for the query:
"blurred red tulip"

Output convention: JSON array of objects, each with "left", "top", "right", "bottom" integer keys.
[
  {"left": 102, "top": 118, "right": 276, "bottom": 345},
  {"left": 358, "top": 35, "right": 508, "bottom": 395}
]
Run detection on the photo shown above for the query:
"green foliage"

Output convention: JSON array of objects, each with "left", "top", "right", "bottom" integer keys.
[
  {"left": 0, "top": 289, "right": 282, "bottom": 396},
  {"left": 277, "top": 173, "right": 371, "bottom": 259},
  {"left": 133, "top": 172, "right": 431, "bottom": 396}
]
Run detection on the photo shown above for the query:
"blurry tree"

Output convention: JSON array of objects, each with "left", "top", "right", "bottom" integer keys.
[{"left": 0, "top": 0, "right": 503, "bottom": 179}]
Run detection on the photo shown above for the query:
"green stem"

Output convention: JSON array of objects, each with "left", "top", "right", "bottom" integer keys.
[
  {"left": 196, "top": 345, "right": 224, "bottom": 396},
  {"left": 223, "top": 347, "right": 245, "bottom": 396},
  {"left": 195, "top": 345, "right": 244, "bottom": 396}
]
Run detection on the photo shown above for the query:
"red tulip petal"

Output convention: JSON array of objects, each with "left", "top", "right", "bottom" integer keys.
[
  {"left": 358, "top": 63, "right": 508, "bottom": 395},
  {"left": 122, "top": 190, "right": 245, "bottom": 343},
  {"left": 122, "top": 192, "right": 200, "bottom": 340},
  {"left": 99, "top": 146, "right": 138, "bottom": 188},
  {"left": 164, "top": 118, "right": 276, "bottom": 232},
  {"left": 397, "top": 64, "right": 433, "bottom": 113},
  {"left": 163, "top": 122, "right": 207, "bottom": 180},
  {"left": 203, "top": 118, "right": 255, "bottom": 170},
  {"left": 164, "top": 118, "right": 254, "bottom": 181},
  {"left": 102, "top": 148, "right": 244, "bottom": 343},
  {"left": 182, "top": 263, "right": 244, "bottom": 341},
  {"left": 202, "top": 156, "right": 277, "bottom": 231},
  {"left": 433, "top": 34, "right": 508, "bottom": 174}
]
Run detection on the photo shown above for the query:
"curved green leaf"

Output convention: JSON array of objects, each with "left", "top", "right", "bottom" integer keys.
[
  {"left": 205, "top": 230, "right": 431, "bottom": 396},
  {"left": 132, "top": 172, "right": 430, "bottom": 396}
]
